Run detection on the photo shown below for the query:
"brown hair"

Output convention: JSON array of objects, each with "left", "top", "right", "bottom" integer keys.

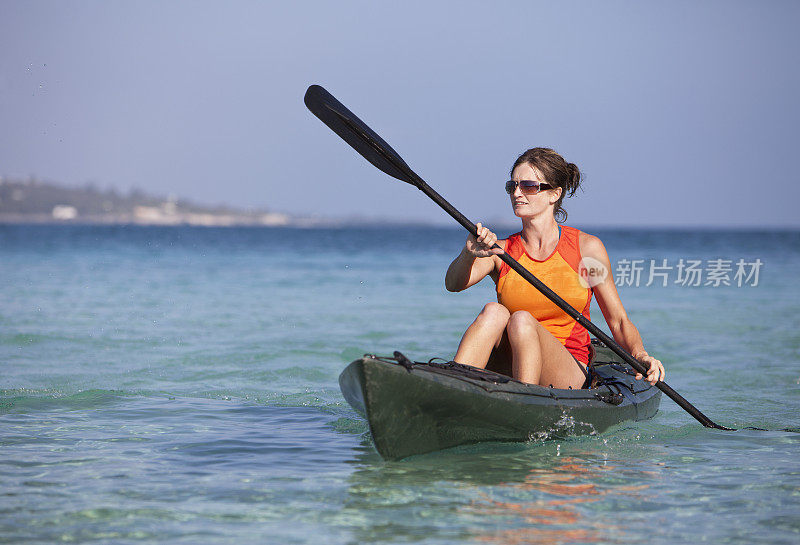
[{"left": 510, "top": 147, "right": 583, "bottom": 223}]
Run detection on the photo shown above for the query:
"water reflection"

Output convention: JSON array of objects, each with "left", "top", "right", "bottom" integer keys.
[
  {"left": 342, "top": 438, "right": 663, "bottom": 544},
  {"left": 466, "top": 456, "right": 652, "bottom": 544}
]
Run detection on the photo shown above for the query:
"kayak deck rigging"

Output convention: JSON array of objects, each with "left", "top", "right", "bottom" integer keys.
[{"left": 363, "top": 353, "right": 644, "bottom": 402}]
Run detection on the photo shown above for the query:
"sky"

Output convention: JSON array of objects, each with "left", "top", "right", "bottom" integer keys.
[{"left": 1, "top": 0, "right": 798, "bottom": 227}]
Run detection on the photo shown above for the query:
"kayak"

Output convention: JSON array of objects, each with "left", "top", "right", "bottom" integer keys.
[{"left": 339, "top": 341, "right": 661, "bottom": 460}]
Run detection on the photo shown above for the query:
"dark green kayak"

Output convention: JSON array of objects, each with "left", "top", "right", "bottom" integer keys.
[{"left": 339, "top": 342, "right": 661, "bottom": 460}]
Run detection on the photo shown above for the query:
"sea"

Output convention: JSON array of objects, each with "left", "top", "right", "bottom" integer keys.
[{"left": 1, "top": 224, "right": 799, "bottom": 544}]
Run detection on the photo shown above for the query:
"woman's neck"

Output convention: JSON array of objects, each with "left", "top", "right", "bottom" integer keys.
[{"left": 519, "top": 215, "right": 560, "bottom": 252}]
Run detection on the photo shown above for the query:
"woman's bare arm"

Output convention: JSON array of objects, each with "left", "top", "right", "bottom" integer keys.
[
  {"left": 445, "top": 223, "right": 504, "bottom": 292},
  {"left": 580, "top": 232, "right": 665, "bottom": 384}
]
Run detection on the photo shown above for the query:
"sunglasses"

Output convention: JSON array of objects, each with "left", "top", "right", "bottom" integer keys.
[{"left": 505, "top": 180, "right": 553, "bottom": 194}]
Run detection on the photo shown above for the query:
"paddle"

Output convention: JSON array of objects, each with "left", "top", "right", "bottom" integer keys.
[{"left": 304, "top": 84, "right": 733, "bottom": 431}]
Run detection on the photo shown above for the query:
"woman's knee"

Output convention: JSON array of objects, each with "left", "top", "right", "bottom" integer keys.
[
  {"left": 507, "top": 311, "right": 540, "bottom": 338},
  {"left": 476, "top": 302, "right": 510, "bottom": 329}
]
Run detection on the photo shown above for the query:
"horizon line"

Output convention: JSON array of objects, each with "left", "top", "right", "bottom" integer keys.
[{"left": 1, "top": 219, "right": 798, "bottom": 231}]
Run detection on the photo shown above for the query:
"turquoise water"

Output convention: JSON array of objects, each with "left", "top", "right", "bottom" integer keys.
[{"left": 1, "top": 224, "right": 799, "bottom": 544}]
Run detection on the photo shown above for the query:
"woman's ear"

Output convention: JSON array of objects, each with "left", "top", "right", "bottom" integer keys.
[{"left": 550, "top": 187, "right": 563, "bottom": 205}]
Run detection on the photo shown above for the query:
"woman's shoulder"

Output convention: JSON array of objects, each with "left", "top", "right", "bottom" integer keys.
[
  {"left": 561, "top": 225, "right": 596, "bottom": 241},
  {"left": 575, "top": 228, "right": 600, "bottom": 245},
  {"left": 575, "top": 229, "right": 608, "bottom": 259}
]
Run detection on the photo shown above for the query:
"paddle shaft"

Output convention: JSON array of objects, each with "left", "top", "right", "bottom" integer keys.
[{"left": 405, "top": 170, "right": 730, "bottom": 430}]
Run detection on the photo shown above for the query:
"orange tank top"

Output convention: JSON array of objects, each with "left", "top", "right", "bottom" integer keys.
[{"left": 495, "top": 226, "right": 592, "bottom": 364}]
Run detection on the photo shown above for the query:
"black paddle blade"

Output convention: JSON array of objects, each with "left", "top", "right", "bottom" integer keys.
[{"left": 304, "top": 85, "right": 417, "bottom": 185}]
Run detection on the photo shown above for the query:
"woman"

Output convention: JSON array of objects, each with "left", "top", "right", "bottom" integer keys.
[{"left": 445, "top": 147, "right": 664, "bottom": 389}]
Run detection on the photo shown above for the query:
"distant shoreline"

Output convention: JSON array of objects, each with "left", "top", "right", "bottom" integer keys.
[
  {"left": 1, "top": 218, "right": 798, "bottom": 232},
  {"left": 2, "top": 178, "right": 797, "bottom": 231},
  {"left": 0, "top": 213, "right": 310, "bottom": 228},
  {"left": 0, "top": 177, "right": 294, "bottom": 227}
]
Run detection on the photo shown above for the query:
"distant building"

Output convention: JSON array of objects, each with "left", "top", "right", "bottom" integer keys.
[{"left": 52, "top": 205, "right": 78, "bottom": 220}]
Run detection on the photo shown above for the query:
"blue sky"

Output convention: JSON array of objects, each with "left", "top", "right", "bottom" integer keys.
[{"left": 1, "top": 1, "right": 798, "bottom": 227}]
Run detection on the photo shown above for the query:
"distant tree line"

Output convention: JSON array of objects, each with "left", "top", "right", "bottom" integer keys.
[{"left": 0, "top": 178, "right": 262, "bottom": 216}]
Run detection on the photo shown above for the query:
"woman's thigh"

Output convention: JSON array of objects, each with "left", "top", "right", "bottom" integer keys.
[{"left": 533, "top": 322, "right": 586, "bottom": 389}]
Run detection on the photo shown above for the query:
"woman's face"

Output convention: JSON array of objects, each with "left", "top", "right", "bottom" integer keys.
[{"left": 509, "top": 163, "right": 562, "bottom": 218}]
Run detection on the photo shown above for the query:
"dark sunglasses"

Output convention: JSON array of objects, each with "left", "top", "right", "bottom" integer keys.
[{"left": 505, "top": 180, "right": 553, "bottom": 194}]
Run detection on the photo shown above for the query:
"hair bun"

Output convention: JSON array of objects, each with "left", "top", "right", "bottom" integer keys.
[{"left": 565, "top": 162, "right": 582, "bottom": 197}]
